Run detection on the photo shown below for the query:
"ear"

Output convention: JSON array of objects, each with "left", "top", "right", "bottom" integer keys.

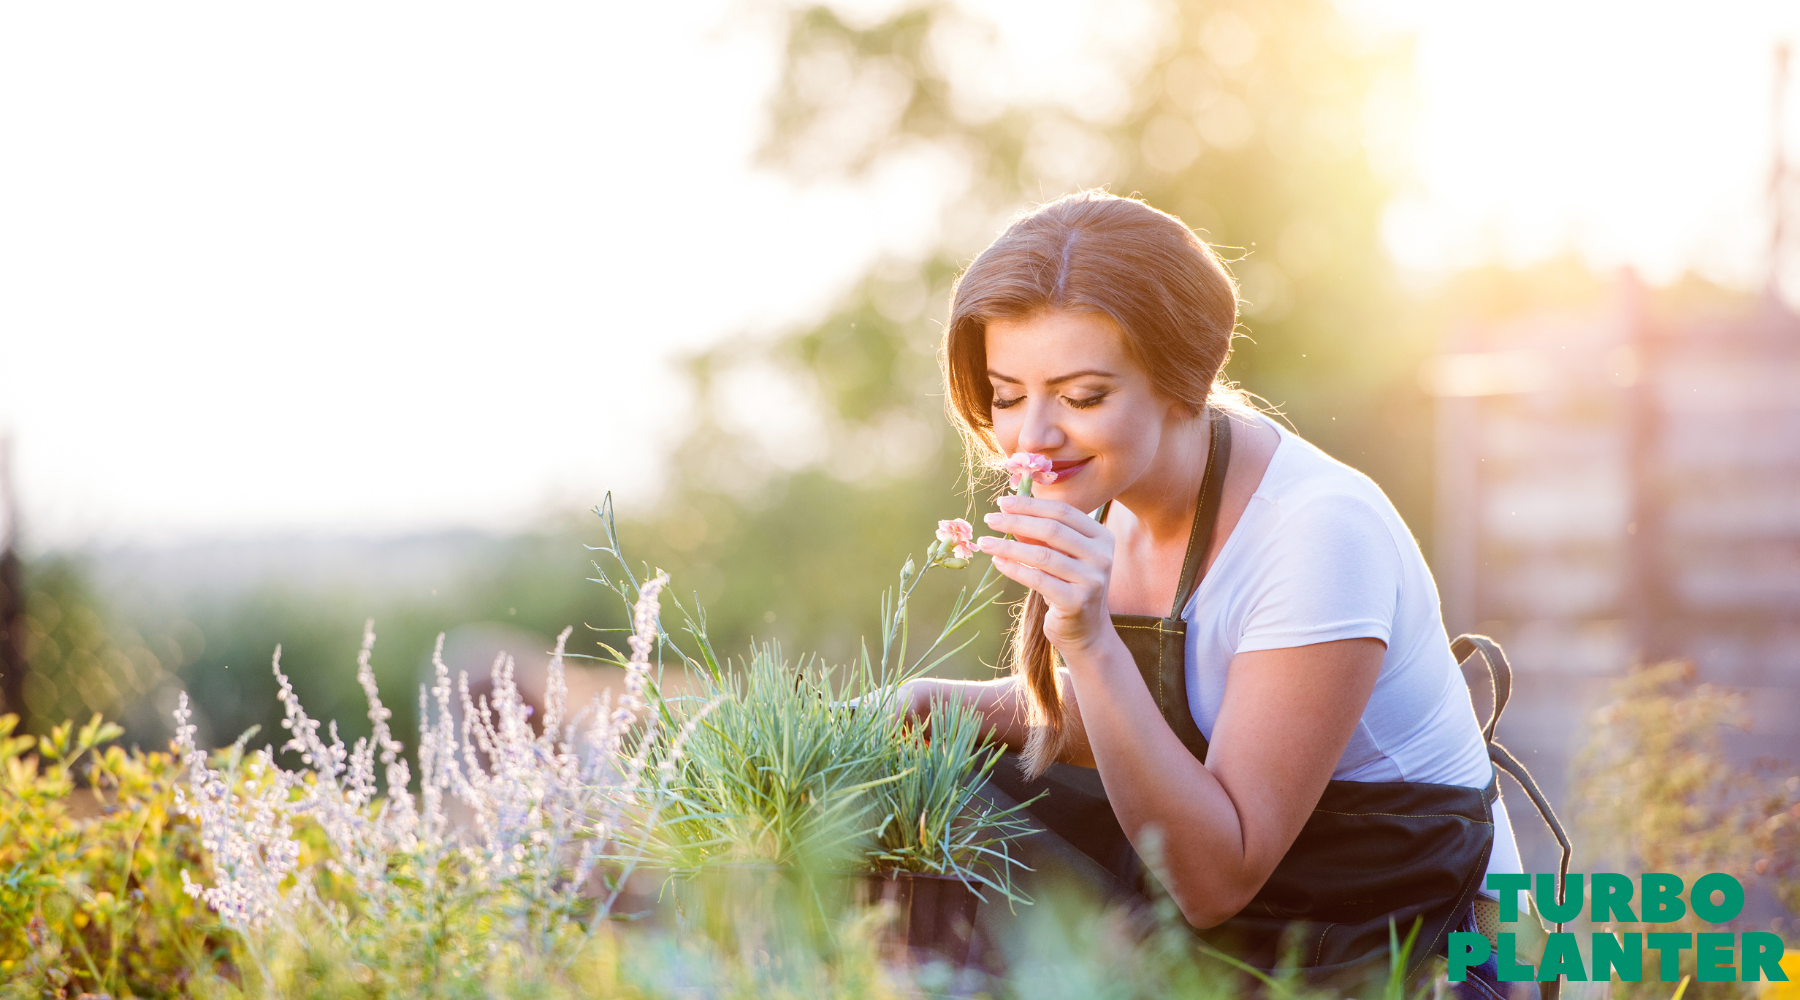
[{"left": 1160, "top": 390, "right": 1204, "bottom": 422}]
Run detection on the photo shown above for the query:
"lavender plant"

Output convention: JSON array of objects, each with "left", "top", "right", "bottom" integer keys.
[{"left": 171, "top": 571, "right": 689, "bottom": 989}]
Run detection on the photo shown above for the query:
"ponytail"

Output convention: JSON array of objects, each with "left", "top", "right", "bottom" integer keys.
[{"left": 1011, "top": 588, "right": 1068, "bottom": 777}]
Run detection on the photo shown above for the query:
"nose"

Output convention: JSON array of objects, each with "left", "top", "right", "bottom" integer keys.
[{"left": 1016, "top": 398, "right": 1067, "bottom": 455}]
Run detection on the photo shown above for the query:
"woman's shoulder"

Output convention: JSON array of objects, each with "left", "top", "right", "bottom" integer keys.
[
  {"left": 1249, "top": 417, "right": 1400, "bottom": 525},
  {"left": 1194, "top": 415, "right": 1418, "bottom": 644}
]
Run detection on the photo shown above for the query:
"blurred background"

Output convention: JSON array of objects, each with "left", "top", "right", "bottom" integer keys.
[{"left": 3, "top": 0, "right": 1799, "bottom": 932}]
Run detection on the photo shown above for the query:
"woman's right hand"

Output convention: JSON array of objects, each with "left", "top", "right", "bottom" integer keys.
[{"left": 976, "top": 494, "right": 1120, "bottom": 659}]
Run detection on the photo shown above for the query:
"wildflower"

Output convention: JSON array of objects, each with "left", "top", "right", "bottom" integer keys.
[
  {"left": 175, "top": 575, "right": 678, "bottom": 939},
  {"left": 935, "top": 518, "right": 976, "bottom": 560},
  {"left": 172, "top": 690, "right": 304, "bottom": 930},
  {"left": 924, "top": 518, "right": 979, "bottom": 569},
  {"left": 1003, "top": 452, "right": 1056, "bottom": 495}
]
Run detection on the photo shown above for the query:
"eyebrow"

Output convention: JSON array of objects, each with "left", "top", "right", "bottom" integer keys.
[{"left": 987, "top": 368, "right": 1118, "bottom": 385}]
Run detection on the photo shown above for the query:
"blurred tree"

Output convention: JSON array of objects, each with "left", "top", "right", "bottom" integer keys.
[
  {"left": 634, "top": 0, "right": 1423, "bottom": 669},
  {"left": 620, "top": 267, "right": 1003, "bottom": 674},
  {"left": 153, "top": 520, "right": 624, "bottom": 756},
  {"left": 0, "top": 515, "right": 632, "bottom": 755},
  {"left": 11, "top": 555, "right": 177, "bottom": 737},
  {"left": 1, "top": 526, "right": 22, "bottom": 730},
  {"left": 1, "top": 437, "right": 25, "bottom": 727}
]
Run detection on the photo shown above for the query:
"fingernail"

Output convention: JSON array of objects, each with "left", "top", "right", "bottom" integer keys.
[{"left": 982, "top": 512, "right": 999, "bottom": 525}]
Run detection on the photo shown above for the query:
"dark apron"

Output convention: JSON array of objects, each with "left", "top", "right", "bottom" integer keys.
[{"left": 989, "top": 409, "right": 1505, "bottom": 984}]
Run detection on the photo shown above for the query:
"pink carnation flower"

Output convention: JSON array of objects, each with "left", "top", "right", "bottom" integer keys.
[
  {"left": 1004, "top": 452, "right": 1057, "bottom": 492},
  {"left": 935, "top": 518, "right": 976, "bottom": 560}
]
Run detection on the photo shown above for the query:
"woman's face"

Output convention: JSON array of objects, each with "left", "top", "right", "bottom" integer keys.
[{"left": 984, "top": 309, "right": 1189, "bottom": 510}]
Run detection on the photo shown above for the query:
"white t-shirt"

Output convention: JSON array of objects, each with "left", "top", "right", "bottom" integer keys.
[{"left": 1176, "top": 415, "right": 1523, "bottom": 881}]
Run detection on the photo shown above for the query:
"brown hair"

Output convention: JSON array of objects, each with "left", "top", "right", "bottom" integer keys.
[{"left": 940, "top": 190, "right": 1242, "bottom": 777}]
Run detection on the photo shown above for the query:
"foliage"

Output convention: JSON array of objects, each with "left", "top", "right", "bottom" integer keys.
[
  {"left": 212, "top": 910, "right": 912, "bottom": 1000},
  {"left": 0, "top": 712, "right": 229, "bottom": 998},
  {"left": 637, "top": 643, "right": 914, "bottom": 873},
  {"left": 1574, "top": 660, "right": 1800, "bottom": 998},
  {"left": 630, "top": 648, "right": 1033, "bottom": 897},
  {"left": 1, "top": 496, "right": 1049, "bottom": 994},
  {"left": 0, "top": 703, "right": 1648, "bottom": 1000},
  {"left": 153, "top": 523, "right": 620, "bottom": 780},
  {"left": 757, "top": 0, "right": 1410, "bottom": 407},
  {"left": 10, "top": 555, "right": 181, "bottom": 737},
  {"left": 0, "top": 521, "right": 628, "bottom": 775},
  {"left": 23, "top": 554, "right": 1758, "bottom": 998},
  {"left": 0, "top": 523, "right": 1308, "bottom": 998},
  {"left": 865, "top": 690, "right": 1030, "bottom": 888},
  {"left": 592, "top": 498, "right": 1035, "bottom": 899},
  {"left": 144, "top": 569, "right": 688, "bottom": 996}
]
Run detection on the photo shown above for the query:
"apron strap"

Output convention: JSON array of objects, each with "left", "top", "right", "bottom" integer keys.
[
  {"left": 1454, "top": 633, "right": 1575, "bottom": 939},
  {"left": 1169, "top": 408, "right": 1233, "bottom": 617},
  {"left": 1092, "top": 407, "right": 1234, "bottom": 619},
  {"left": 1451, "top": 634, "right": 1511, "bottom": 744},
  {"left": 1489, "top": 740, "right": 1573, "bottom": 929}
]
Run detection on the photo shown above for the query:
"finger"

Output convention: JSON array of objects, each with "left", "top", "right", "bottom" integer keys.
[
  {"left": 982, "top": 510, "right": 1106, "bottom": 556},
  {"left": 995, "top": 494, "right": 1108, "bottom": 539},
  {"left": 976, "top": 536, "right": 1097, "bottom": 587},
  {"left": 987, "top": 553, "right": 1085, "bottom": 608}
]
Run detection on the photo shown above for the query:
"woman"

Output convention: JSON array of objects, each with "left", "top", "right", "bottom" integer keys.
[{"left": 897, "top": 191, "right": 1529, "bottom": 991}]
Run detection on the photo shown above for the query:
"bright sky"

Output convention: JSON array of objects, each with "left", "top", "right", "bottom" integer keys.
[
  {"left": 3, "top": 1, "right": 1797, "bottom": 548},
  {"left": 1360, "top": 0, "right": 1800, "bottom": 287}
]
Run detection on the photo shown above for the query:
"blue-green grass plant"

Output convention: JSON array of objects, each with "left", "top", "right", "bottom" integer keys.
[
  {"left": 867, "top": 693, "right": 1036, "bottom": 900},
  {"left": 638, "top": 642, "right": 913, "bottom": 874},
  {"left": 584, "top": 495, "right": 1034, "bottom": 901}
]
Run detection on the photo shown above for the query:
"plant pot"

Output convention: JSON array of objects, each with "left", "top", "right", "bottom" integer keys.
[
  {"left": 859, "top": 871, "right": 989, "bottom": 968},
  {"left": 605, "top": 864, "right": 998, "bottom": 971}
]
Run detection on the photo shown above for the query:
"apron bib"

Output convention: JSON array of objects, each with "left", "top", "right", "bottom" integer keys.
[{"left": 989, "top": 409, "right": 1499, "bottom": 983}]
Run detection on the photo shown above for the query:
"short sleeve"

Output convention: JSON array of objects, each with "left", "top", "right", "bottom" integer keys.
[{"left": 1232, "top": 492, "right": 1401, "bottom": 654}]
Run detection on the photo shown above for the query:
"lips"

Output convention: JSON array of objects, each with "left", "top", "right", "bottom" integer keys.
[{"left": 1048, "top": 458, "right": 1092, "bottom": 481}]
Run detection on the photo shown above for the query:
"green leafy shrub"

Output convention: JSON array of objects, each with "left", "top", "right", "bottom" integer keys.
[
  {"left": 0, "top": 713, "right": 231, "bottom": 998},
  {"left": 1575, "top": 660, "right": 1800, "bottom": 998}
]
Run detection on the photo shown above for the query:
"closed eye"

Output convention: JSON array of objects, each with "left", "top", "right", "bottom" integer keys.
[
  {"left": 992, "top": 394, "right": 1024, "bottom": 409},
  {"left": 1064, "top": 393, "right": 1107, "bottom": 409}
]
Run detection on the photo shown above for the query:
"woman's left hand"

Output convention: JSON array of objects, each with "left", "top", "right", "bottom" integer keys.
[{"left": 977, "top": 495, "right": 1117, "bottom": 657}]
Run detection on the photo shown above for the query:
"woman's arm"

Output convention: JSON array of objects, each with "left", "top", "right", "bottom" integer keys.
[
  {"left": 901, "top": 671, "right": 1097, "bottom": 767},
  {"left": 977, "top": 494, "right": 1383, "bottom": 928},
  {"left": 899, "top": 675, "right": 1033, "bottom": 750},
  {"left": 1066, "top": 634, "right": 1381, "bottom": 927}
]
